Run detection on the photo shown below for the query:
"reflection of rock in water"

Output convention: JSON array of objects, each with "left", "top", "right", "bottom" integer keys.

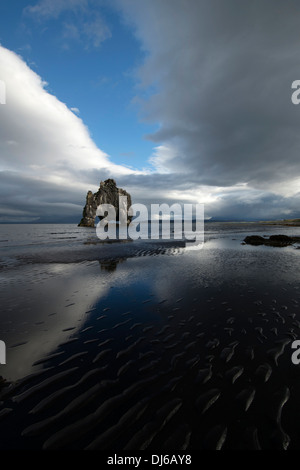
[{"left": 99, "top": 258, "right": 125, "bottom": 272}]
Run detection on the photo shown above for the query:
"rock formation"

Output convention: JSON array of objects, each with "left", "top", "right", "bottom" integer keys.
[
  {"left": 78, "top": 179, "right": 132, "bottom": 228},
  {"left": 243, "top": 234, "right": 300, "bottom": 247}
]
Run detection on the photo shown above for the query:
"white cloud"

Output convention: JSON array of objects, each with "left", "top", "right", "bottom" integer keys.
[
  {"left": 0, "top": 45, "right": 141, "bottom": 222},
  {"left": 24, "top": 0, "right": 111, "bottom": 49},
  {"left": 81, "top": 14, "right": 112, "bottom": 48},
  {"left": 149, "top": 145, "right": 176, "bottom": 174},
  {"left": 24, "top": 0, "right": 88, "bottom": 20},
  {"left": 0, "top": 46, "right": 112, "bottom": 174}
]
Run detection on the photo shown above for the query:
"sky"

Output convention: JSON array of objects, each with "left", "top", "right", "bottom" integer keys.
[{"left": 1, "top": 0, "right": 300, "bottom": 223}]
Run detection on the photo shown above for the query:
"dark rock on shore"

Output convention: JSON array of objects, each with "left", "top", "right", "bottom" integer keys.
[
  {"left": 243, "top": 236, "right": 265, "bottom": 246},
  {"left": 78, "top": 179, "right": 132, "bottom": 228},
  {"left": 244, "top": 234, "right": 300, "bottom": 247}
]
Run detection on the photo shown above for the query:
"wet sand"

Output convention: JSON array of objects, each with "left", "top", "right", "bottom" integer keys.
[{"left": 1, "top": 224, "right": 300, "bottom": 450}]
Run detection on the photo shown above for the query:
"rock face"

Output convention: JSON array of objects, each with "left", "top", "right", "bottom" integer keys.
[{"left": 78, "top": 179, "right": 132, "bottom": 228}]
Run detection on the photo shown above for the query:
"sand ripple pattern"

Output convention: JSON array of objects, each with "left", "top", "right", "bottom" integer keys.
[{"left": 0, "top": 287, "right": 300, "bottom": 450}]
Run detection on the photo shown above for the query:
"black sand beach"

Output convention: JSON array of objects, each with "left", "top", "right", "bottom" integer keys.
[{"left": 1, "top": 223, "right": 300, "bottom": 450}]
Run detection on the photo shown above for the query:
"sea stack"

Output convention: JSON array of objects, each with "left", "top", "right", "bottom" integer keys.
[{"left": 78, "top": 179, "right": 132, "bottom": 227}]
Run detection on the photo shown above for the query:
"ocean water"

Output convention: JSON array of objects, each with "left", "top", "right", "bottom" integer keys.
[{"left": 1, "top": 222, "right": 300, "bottom": 449}]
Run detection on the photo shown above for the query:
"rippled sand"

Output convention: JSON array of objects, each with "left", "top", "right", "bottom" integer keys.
[{"left": 1, "top": 224, "right": 300, "bottom": 449}]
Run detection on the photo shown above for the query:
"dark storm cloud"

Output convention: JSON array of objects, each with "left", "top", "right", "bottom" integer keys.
[
  {"left": 0, "top": 171, "right": 85, "bottom": 223},
  {"left": 117, "top": 0, "right": 300, "bottom": 189}
]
